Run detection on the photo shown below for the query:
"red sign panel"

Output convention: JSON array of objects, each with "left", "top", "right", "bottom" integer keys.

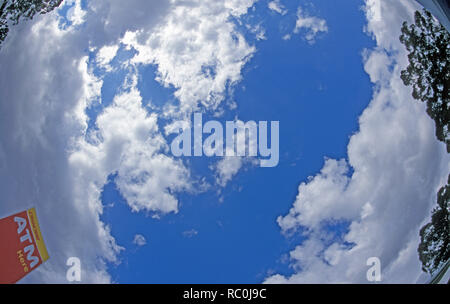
[{"left": 0, "top": 208, "right": 49, "bottom": 284}]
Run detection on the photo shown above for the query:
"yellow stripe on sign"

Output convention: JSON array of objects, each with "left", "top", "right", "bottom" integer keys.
[{"left": 27, "top": 208, "right": 49, "bottom": 262}]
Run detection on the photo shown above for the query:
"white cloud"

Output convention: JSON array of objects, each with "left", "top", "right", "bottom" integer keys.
[
  {"left": 133, "top": 234, "right": 147, "bottom": 246},
  {"left": 83, "top": 0, "right": 172, "bottom": 48},
  {"left": 71, "top": 79, "right": 192, "bottom": 215},
  {"left": 66, "top": 0, "right": 87, "bottom": 26},
  {"left": 265, "top": 0, "right": 448, "bottom": 284},
  {"left": 214, "top": 156, "right": 246, "bottom": 187},
  {"left": 115, "top": 0, "right": 259, "bottom": 194},
  {"left": 290, "top": 6, "right": 328, "bottom": 44},
  {"left": 282, "top": 34, "right": 291, "bottom": 40},
  {"left": 0, "top": 0, "right": 257, "bottom": 283},
  {"left": 120, "top": 0, "right": 257, "bottom": 115},
  {"left": 268, "top": 0, "right": 287, "bottom": 15},
  {"left": 0, "top": 12, "right": 121, "bottom": 283},
  {"left": 96, "top": 44, "right": 119, "bottom": 71},
  {"left": 213, "top": 156, "right": 259, "bottom": 188}
]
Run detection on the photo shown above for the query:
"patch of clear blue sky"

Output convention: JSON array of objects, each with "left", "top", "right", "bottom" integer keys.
[{"left": 89, "top": 0, "right": 376, "bottom": 283}]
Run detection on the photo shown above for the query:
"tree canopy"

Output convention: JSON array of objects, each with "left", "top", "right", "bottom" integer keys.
[
  {"left": 418, "top": 175, "right": 450, "bottom": 274},
  {"left": 0, "top": 0, "right": 63, "bottom": 46},
  {"left": 400, "top": 9, "right": 450, "bottom": 275},
  {"left": 400, "top": 9, "right": 449, "bottom": 152}
]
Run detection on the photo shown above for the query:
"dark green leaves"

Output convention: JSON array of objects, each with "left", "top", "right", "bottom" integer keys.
[
  {"left": 400, "top": 9, "right": 450, "bottom": 275},
  {"left": 0, "top": 0, "right": 63, "bottom": 47},
  {"left": 418, "top": 175, "right": 450, "bottom": 274},
  {"left": 399, "top": 9, "right": 449, "bottom": 152}
]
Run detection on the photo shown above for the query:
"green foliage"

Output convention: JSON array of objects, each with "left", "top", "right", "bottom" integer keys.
[
  {"left": 399, "top": 9, "right": 450, "bottom": 152},
  {"left": 399, "top": 9, "right": 450, "bottom": 275},
  {"left": 0, "top": 0, "right": 63, "bottom": 46},
  {"left": 0, "top": 18, "right": 8, "bottom": 42},
  {"left": 418, "top": 175, "right": 450, "bottom": 274}
]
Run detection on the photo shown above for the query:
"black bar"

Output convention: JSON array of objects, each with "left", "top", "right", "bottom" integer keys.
[{"left": 0, "top": 283, "right": 447, "bottom": 302}]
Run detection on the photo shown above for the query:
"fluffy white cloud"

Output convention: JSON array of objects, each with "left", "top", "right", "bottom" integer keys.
[
  {"left": 0, "top": 12, "right": 121, "bottom": 283},
  {"left": 120, "top": 0, "right": 256, "bottom": 115},
  {"left": 83, "top": 0, "right": 171, "bottom": 48},
  {"left": 0, "top": 0, "right": 257, "bottom": 283},
  {"left": 116, "top": 0, "right": 259, "bottom": 193},
  {"left": 265, "top": 0, "right": 449, "bottom": 284},
  {"left": 268, "top": 0, "right": 287, "bottom": 15},
  {"left": 133, "top": 234, "right": 147, "bottom": 246},
  {"left": 214, "top": 156, "right": 246, "bottom": 188},
  {"left": 213, "top": 155, "right": 259, "bottom": 188},
  {"left": 70, "top": 77, "right": 192, "bottom": 215},
  {"left": 96, "top": 44, "right": 119, "bottom": 71},
  {"left": 288, "top": 6, "right": 328, "bottom": 44},
  {"left": 66, "top": 0, "right": 87, "bottom": 26}
]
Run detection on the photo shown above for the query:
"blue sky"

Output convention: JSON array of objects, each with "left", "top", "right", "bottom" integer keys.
[
  {"left": 0, "top": 0, "right": 447, "bottom": 283},
  {"left": 96, "top": 0, "right": 374, "bottom": 283}
]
